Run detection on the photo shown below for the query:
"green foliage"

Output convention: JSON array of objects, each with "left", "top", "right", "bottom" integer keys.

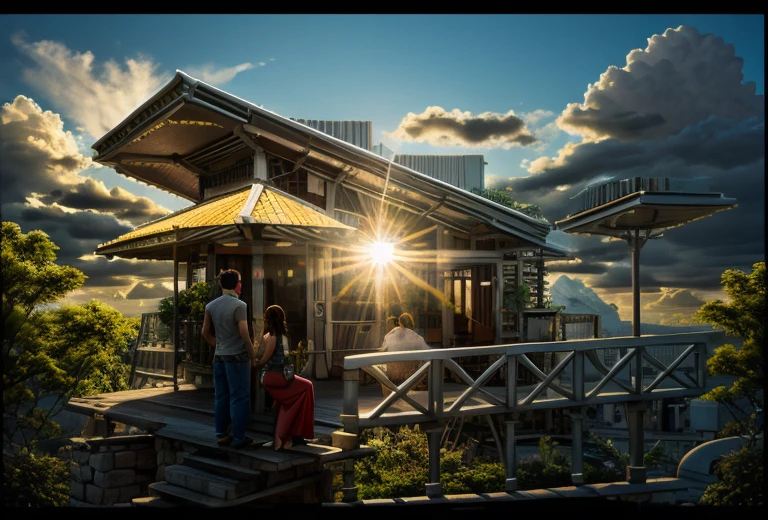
[
  {"left": 2, "top": 222, "right": 86, "bottom": 320},
  {"left": 587, "top": 432, "right": 666, "bottom": 472},
  {"left": 350, "top": 429, "right": 659, "bottom": 501},
  {"left": 2, "top": 223, "right": 138, "bottom": 453},
  {"left": 699, "top": 445, "right": 764, "bottom": 506},
  {"left": 470, "top": 188, "right": 549, "bottom": 222},
  {"left": 693, "top": 262, "right": 764, "bottom": 438},
  {"left": 157, "top": 281, "right": 212, "bottom": 327},
  {"left": 2, "top": 448, "right": 69, "bottom": 507},
  {"left": 516, "top": 436, "right": 572, "bottom": 488},
  {"left": 690, "top": 262, "right": 765, "bottom": 507}
]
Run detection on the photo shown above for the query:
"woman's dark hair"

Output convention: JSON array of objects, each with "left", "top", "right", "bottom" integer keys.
[{"left": 262, "top": 304, "right": 288, "bottom": 337}]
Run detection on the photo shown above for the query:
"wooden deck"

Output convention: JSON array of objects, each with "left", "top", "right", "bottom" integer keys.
[{"left": 67, "top": 379, "right": 367, "bottom": 441}]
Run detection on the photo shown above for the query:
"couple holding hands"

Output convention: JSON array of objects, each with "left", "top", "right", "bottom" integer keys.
[{"left": 201, "top": 269, "right": 314, "bottom": 451}]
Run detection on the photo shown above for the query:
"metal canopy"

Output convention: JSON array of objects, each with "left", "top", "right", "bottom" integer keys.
[
  {"left": 555, "top": 185, "right": 737, "bottom": 337},
  {"left": 554, "top": 191, "right": 738, "bottom": 238}
]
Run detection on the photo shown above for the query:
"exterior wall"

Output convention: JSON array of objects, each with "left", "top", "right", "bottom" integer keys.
[
  {"left": 291, "top": 119, "right": 373, "bottom": 151},
  {"left": 391, "top": 154, "right": 485, "bottom": 193}
]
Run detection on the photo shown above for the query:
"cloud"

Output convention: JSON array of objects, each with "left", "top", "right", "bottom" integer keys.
[
  {"left": 0, "top": 95, "right": 176, "bottom": 298},
  {"left": 124, "top": 281, "right": 174, "bottom": 300},
  {"left": 185, "top": 62, "right": 263, "bottom": 85},
  {"left": 490, "top": 25, "right": 764, "bottom": 293},
  {"left": 557, "top": 25, "right": 763, "bottom": 143},
  {"left": 383, "top": 106, "right": 538, "bottom": 149},
  {"left": 643, "top": 288, "right": 706, "bottom": 311},
  {"left": 11, "top": 31, "right": 169, "bottom": 140},
  {"left": 1, "top": 95, "right": 172, "bottom": 224}
]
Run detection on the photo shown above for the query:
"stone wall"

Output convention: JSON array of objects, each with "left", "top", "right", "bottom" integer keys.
[
  {"left": 69, "top": 434, "right": 157, "bottom": 507},
  {"left": 69, "top": 429, "right": 195, "bottom": 507}
]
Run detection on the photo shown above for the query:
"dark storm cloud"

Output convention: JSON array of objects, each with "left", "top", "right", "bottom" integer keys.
[
  {"left": 557, "top": 26, "right": 763, "bottom": 142},
  {"left": 37, "top": 178, "right": 169, "bottom": 226},
  {"left": 0, "top": 95, "right": 177, "bottom": 297},
  {"left": 644, "top": 288, "right": 706, "bottom": 311},
  {"left": 384, "top": 106, "right": 538, "bottom": 149},
  {"left": 491, "top": 26, "right": 764, "bottom": 292},
  {"left": 70, "top": 258, "right": 174, "bottom": 288},
  {"left": 1, "top": 96, "right": 171, "bottom": 225}
]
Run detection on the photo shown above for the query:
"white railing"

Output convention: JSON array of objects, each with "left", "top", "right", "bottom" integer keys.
[{"left": 341, "top": 331, "right": 721, "bottom": 430}]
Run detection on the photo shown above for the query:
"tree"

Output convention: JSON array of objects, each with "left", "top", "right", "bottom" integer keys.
[
  {"left": 693, "top": 261, "right": 764, "bottom": 437},
  {"left": 2, "top": 222, "right": 138, "bottom": 453},
  {"left": 470, "top": 188, "right": 548, "bottom": 222},
  {"left": 693, "top": 261, "right": 764, "bottom": 507}
]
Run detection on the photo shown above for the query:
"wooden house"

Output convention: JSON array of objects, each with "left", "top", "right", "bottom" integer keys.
[{"left": 92, "top": 70, "right": 571, "bottom": 386}]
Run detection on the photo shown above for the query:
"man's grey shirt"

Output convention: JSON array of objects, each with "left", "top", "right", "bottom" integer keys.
[{"left": 205, "top": 293, "right": 248, "bottom": 356}]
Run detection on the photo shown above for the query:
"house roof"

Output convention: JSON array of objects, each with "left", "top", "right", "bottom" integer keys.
[
  {"left": 95, "top": 183, "right": 354, "bottom": 258},
  {"left": 91, "top": 70, "right": 567, "bottom": 256}
]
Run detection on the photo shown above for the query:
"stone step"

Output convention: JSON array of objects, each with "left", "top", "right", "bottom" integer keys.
[
  {"left": 182, "top": 451, "right": 264, "bottom": 482},
  {"left": 163, "top": 464, "right": 259, "bottom": 500},
  {"left": 131, "top": 496, "right": 178, "bottom": 508},
  {"left": 149, "top": 471, "right": 326, "bottom": 507},
  {"left": 148, "top": 481, "right": 232, "bottom": 507}
]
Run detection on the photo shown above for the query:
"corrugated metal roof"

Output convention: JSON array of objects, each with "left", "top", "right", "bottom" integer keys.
[{"left": 97, "top": 183, "right": 354, "bottom": 249}]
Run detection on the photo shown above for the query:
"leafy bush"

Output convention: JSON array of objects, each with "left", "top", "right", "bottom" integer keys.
[
  {"left": 3, "top": 447, "right": 69, "bottom": 507},
  {"left": 699, "top": 445, "right": 763, "bottom": 506},
  {"left": 157, "top": 281, "right": 211, "bottom": 327}
]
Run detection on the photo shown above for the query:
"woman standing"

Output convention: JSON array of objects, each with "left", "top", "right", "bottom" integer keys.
[{"left": 254, "top": 305, "right": 315, "bottom": 451}]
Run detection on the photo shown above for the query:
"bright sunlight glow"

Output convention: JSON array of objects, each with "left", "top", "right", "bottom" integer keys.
[{"left": 369, "top": 241, "right": 394, "bottom": 266}]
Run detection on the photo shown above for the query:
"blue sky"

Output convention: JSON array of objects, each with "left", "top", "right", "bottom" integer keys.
[{"left": 0, "top": 14, "right": 764, "bottom": 322}]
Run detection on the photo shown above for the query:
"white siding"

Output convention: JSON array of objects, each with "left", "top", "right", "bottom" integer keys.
[{"left": 291, "top": 119, "right": 373, "bottom": 151}]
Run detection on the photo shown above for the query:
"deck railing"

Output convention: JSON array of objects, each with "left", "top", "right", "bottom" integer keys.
[{"left": 339, "top": 331, "right": 722, "bottom": 497}]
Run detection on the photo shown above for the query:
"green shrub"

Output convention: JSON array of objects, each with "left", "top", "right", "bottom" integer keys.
[
  {"left": 699, "top": 445, "right": 763, "bottom": 506},
  {"left": 3, "top": 447, "right": 69, "bottom": 507}
]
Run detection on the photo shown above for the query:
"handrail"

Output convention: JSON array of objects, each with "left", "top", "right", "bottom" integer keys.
[{"left": 342, "top": 331, "right": 721, "bottom": 430}]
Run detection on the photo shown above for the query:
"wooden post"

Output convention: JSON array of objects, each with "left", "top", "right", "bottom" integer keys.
[
  {"left": 172, "top": 232, "right": 179, "bottom": 392},
  {"left": 504, "top": 418, "right": 518, "bottom": 491},
  {"left": 569, "top": 409, "right": 585, "bottom": 485},
  {"left": 425, "top": 426, "right": 443, "bottom": 498}
]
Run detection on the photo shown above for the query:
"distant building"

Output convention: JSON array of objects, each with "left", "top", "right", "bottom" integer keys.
[
  {"left": 293, "top": 120, "right": 485, "bottom": 193},
  {"left": 389, "top": 154, "right": 485, "bottom": 193},
  {"left": 290, "top": 119, "right": 373, "bottom": 151}
]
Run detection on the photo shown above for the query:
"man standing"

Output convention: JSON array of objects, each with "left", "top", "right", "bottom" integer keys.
[{"left": 202, "top": 269, "right": 258, "bottom": 449}]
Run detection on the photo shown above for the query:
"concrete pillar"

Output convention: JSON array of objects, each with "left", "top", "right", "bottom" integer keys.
[
  {"left": 504, "top": 418, "right": 518, "bottom": 491},
  {"left": 626, "top": 401, "right": 648, "bottom": 484},
  {"left": 569, "top": 409, "right": 585, "bottom": 485},
  {"left": 425, "top": 426, "right": 443, "bottom": 498}
]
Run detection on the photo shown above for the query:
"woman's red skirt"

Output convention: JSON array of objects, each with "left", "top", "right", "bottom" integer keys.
[{"left": 262, "top": 371, "right": 315, "bottom": 442}]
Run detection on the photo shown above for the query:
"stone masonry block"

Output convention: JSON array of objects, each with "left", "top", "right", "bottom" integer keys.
[
  {"left": 80, "top": 466, "right": 93, "bottom": 483},
  {"left": 135, "top": 470, "right": 154, "bottom": 483},
  {"left": 164, "top": 450, "right": 177, "bottom": 464},
  {"left": 73, "top": 450, "right": 91, "bottom": 464},
  {"left": 85, "top": 484, "right": 104, "bottom": 504},
  {"left": 207, "top": 481, "right": 229, "bottom": 500},
  {"left": 89, "top": 452, "right": 114, "bottom": 472},
  {"left": 94, "top": 469, "right": 137, "bottom": 488},
  {"left": 332, "top": 430, "right": 358, "bottom": 450},
  {"left": 102, "top": 487, "right": 120, "bottom": 504},
  {"left": 71, "top": 481, "right": 85, "bottom": 501},
  {"left": 114, "top": 451, "right": 137, "bottom": 468},
  {"left": 119, "top": 484, "right": 141, "bottom": 502},
  {"left": 135, "top": 448, "right": 156, "bottom": 469},
  {"left": 70, "top": 461, "right": 81, "bottom": 480}
]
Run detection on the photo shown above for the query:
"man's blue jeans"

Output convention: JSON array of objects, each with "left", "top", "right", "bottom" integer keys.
[{"left": 213, "top": 358, "right": 251, "bottom": 443}]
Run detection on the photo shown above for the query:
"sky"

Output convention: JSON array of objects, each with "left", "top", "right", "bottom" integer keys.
[{"left": 0, "top": 14, "right": 764, "bottom": 324}]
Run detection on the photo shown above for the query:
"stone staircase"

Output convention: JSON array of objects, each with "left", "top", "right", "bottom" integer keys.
[{"left": 132, "top": 435, "right": 373, "bottom": 507}]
